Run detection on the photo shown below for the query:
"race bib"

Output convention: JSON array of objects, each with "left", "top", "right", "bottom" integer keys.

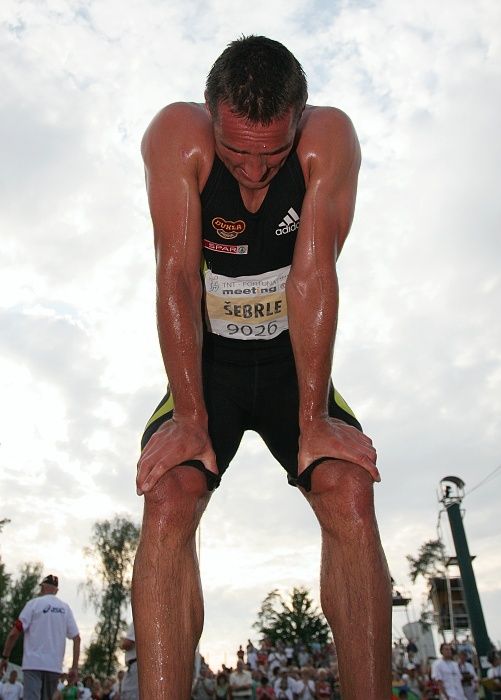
[{"left": 204, "top": 266, "right": 290, "bottom": 340}]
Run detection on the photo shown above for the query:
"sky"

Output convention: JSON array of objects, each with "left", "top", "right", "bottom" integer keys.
[{"left": 1, "top": 0, "right": 501, "bottom": 674}]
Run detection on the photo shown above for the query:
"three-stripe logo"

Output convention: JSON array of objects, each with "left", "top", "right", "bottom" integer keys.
[{"left": 275, "top": 207, "right": 300, "bottom": 236}]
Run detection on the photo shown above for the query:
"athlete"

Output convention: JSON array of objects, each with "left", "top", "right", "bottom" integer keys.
[{"left": 132, "top": 35, "right": 391, "bottom": 700}]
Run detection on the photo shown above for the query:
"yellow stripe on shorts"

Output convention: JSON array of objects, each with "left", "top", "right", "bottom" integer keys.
[
  {"left": 144, "top": 391, "right": 174, "bottom": 431},
  {"left": 334, "top": 388, "right": 356, "bottom": 419}
]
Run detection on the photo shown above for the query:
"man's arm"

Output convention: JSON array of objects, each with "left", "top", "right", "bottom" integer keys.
[
  {"left": 287, "top": 107, "right": 379, "bottom": 480},
  {"left": 0, "top": 623, "right": 21, "bottom": 672},
  {"left": 71, "top": 634, "right": 80, "bottom": 670},
  {"left": 136, "top": 103, "right": 217, "bottom": 494},
  {"left": 436, "top": 680, "right": 448, "bottom": 699}
]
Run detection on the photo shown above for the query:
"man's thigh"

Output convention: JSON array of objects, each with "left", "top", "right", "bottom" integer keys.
[
  {"left": 140, "top": 354, "right": 249, "bottom": 490},
  {"left": 254, "top": 349, "right": 361, "bottom": 491},
  {"left": 42, "top": 671, "right": 60, "bottom": 700},
  {"left": 22, "top": 670, "right": 42, "bottom": 700}
]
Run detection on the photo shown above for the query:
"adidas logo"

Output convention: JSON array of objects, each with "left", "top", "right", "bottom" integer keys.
[{"left": 275, "top": 207, "right": 300, "bottom": 236}]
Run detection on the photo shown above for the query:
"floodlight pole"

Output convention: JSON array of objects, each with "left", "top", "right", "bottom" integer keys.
[{"left": 439, "top": 476, "right": 494, "bottom": 690}]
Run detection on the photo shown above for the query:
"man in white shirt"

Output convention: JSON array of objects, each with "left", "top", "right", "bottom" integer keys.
[
  {"left": 1, "top": 575, "right": 80, "bottom": 700},
  {"left": 273, "top": 668, "right": 295, "bottom": 696},
  {"left": 293, "top": 667, "right": 316, "bottom": 700},
  {"left": 0, "top": 670, "right": 23, "bottom": 700},
  {"left": 432, "top": 644, "right": 467, "bottom": 700},
  {"left": 230, "top": 660, "right": 252, "bottom": 699},
  {"left": 120, "top": 623, "right": 138, "bottom": 700},
  {"left": 487, "top": 652, "right": 501, "bottom": 699},
  {"left": 457, "top": 651, "right": 478, "bottom": 700},
  {"left": 246, "top": 643, "right": 258, "bottom": 672}
]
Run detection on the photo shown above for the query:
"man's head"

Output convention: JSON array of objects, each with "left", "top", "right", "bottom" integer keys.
[
  {"left": 206, "top": 35, "right": 307, "bottom": 125},
  {"left": 236, "top": 659, "right": 244, "bottom": 672},
  {"left": 40, "top": 574, "right": 58, "bottom": 595},
  {"left": 440, "top": 643, "right": 454, "bottom": 660},
  {"left": 8, "top": 670, "right": 18, "bottom": 684}
]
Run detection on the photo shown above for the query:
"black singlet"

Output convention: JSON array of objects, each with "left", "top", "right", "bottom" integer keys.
[
  {"left": 141, "top": 150, "right": 361, "bottom": 491},
  {"left": 199, "top": 150, "right": 305, "bottom": 348}
]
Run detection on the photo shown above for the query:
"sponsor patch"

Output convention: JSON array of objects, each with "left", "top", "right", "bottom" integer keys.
[
  {"left": 212, "top": 216, "right": 246, "bottom": 240},
  {"left": 203, "top": 239, "right": 248, "bottom": 255}
]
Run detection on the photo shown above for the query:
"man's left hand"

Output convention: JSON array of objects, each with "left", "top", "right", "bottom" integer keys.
[{"left": 298, "top": 416, "right": 380, "bottom": 481}]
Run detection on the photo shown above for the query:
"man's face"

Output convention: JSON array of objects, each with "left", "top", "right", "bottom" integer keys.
[
  {"left": 9, "top": 671, "right": 17, "bottom": 684},
  {"left": 211, "top": 102, "right": 297, "bottom": 190},
  {"left": 442, "top": 644, "right": 453, "bottom": 660}
]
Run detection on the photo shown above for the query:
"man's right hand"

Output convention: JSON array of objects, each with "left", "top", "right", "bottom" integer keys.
[{"left": 136, "top": 417, "right": 218, "bottom": 495}]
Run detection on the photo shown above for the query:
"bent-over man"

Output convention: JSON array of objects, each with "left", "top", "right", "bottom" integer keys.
[{"left": 132, "top": 35, "right": 391, "bottom": 700}]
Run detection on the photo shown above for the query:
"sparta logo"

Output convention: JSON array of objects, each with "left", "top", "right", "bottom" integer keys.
[{"left": 212, "top": 217, "right": 246, "bottom": 240}]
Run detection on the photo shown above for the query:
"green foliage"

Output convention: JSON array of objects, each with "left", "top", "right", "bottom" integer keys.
[
  {"left": 253, "top": 587, "right": 331, "bottom": 648},
  {"left": 0, "top": 559, "right": 12, "bottom": 650},
  {"left": 406, "top": 539, "right": 446, "bottom": 584},
  {"left": 82, "top": 516, "right": 140, "bottom": 677},
  {"left": 82, "top": 639, "right": 111, "bottom": 678},
  {"left": 0, "top": 559, "right": 43, "bottom": 666}
]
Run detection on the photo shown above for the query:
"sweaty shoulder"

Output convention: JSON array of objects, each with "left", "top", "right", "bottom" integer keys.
[
  {"left": 297, "top": 106, "right": 361, "bottom": 185},
  {"left": 141, "top": 102, "right": 214, "bottom": 188}
]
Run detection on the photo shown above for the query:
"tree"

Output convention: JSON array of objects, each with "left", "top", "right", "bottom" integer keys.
[
  {"left": 253, "top": 587, "right": 331, "bottom": 648},
  {"left": 82, "top": 516, "right": 140, "bottom": 677},
  {"left": 407, "top": 538, "right": 449, "bottom": 640},
  {"left": 0, "top": 561, "right": 43, "bottom": 666},
  {"left": 407, "top": 539, "right": 446, "bottom": 584}
]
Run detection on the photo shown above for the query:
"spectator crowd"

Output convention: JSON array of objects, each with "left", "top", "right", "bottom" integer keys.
[
  {"left": 190, "top": 636, "right": 501, "bottom": 700},
  {"left": 3, "top": 634, "right": 501, "bottom": 699},
  {"left": 1, "top": 574, "right": 499, "bottom": 700}
]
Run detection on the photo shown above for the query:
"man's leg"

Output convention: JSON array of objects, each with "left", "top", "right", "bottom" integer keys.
[
  {"left": 22, "top": 670, "right": 42, "bottom": 700},
  {"left": 302, "top": 459, "right": 392, "bottom": 700},
  {"left": 132, "top": 466, "right": 212, "bottom": 699},
  {"left": 41, "top": 671, "right": 60, "bottom": 700}
]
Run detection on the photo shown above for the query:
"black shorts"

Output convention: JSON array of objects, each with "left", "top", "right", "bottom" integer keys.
[{"left": 141, "top": 332, "right": 362, "bottom": 492}]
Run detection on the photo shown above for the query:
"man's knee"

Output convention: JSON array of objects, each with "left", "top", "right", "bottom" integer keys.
[
  {"left": 305, "top": 459, "right": 376, "bottom": 536},
  {"left": 142, "top": 466, "right": 211, "bottom": 536}
]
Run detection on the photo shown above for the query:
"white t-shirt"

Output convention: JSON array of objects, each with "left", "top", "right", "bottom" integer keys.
[
  {"left": 294, "top": 679, "right": 316, "bottom": 700},
  {"left": 247, "top": 650, "right": 258, "bottom": 670},
  {"left": 432, "top": 659, "right": 467, "bottom": 700},
  {"left": 268, "top": 652, "right": 282, "bottom": 674},
  {"left": 274, "top": 677, "right": 295, "bottom": 694},
  {"left": 19, "top": 594, "right": 79, "bottom": 673},
  {"left": 275, "top": 689, "right": 293, "bottom": 700},
  {"left": 230, "top": 669, "right": 252, "bottom": 698},
  {"left": 0, "top": 681, "right": 24, "bottom": 700}
]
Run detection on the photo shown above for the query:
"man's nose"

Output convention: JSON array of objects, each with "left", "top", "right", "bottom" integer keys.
[{"left": 241, "top": 154, "right": 267, "bottom": 182}]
